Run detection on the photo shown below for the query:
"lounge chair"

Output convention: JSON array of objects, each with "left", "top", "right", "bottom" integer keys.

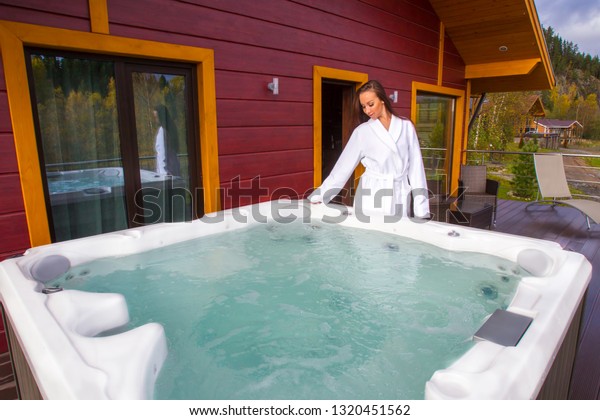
[{"left": 527, "top": 154, "right": 600, "bottom": 229}]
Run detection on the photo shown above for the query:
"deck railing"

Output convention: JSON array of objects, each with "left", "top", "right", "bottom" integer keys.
[
  {"left": 461, "top": 149, "right": 600, "bottom": 201},
  {"left": 45, "top": 155, "right": 187, "bottom": 173},
  {"left": 43, "top": 149, "right": 600, "bottom": 202}
]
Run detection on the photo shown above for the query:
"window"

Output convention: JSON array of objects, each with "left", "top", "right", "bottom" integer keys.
[
  {"left": 412, "top": 82, "right": 465, "bottom": 195},
  {"left": 27, "top": 50, "right": 202, "bottom": 242},
  {"left": 415, "top": 93, "right": 455, "bottom": 180}
]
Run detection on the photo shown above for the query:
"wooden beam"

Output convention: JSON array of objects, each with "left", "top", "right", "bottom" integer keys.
[
  {"left": 465, "top": 58, "right": 541, "bottom": 79},
  {"left": 0, "top": 24, "right": 50, "bottom": 247},
  {"left": 437, "top": 22, "right": 444, "bottom": 86},
  {"left": 88, "top": 0, "right": 109, "bottom": 34}
]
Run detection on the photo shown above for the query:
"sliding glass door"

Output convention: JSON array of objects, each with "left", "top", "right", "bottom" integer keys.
[{"left": 27, "top": 51, "right": 200, "bottom": 242}]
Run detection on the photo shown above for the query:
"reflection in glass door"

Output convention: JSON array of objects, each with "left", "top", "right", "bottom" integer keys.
[
  {"left": 129, "top": 69, "right": 194, "bottom": 224},
  {"left": 28, "top": 51, "right": 200, "bottom": 242},
  {"left": 415, "top": 93, "right": 455, "bottom": 189},
  {"left": 28, "top": 53, "right": 128, "bottom": 242}
]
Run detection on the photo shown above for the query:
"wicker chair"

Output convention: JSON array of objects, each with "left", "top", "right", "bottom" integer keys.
[{"left": 458, "top": 165, "right": 499, "bottom": 224}]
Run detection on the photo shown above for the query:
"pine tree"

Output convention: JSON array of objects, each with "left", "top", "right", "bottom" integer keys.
[{"left": 510, "top": 140, "right": 539, "bottom": 199}]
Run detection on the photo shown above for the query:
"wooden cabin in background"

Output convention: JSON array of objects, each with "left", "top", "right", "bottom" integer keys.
[
  {"left": 520, "top": 95, "right": 547, "bottom": 135},
  {"left": 533, "top": 118, "right": 584, "bottom": 148},
  {"left": 0, "top": 0, "right": 554, "bottom": 359}
]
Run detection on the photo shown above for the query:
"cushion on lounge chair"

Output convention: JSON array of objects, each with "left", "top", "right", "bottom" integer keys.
[{"left": 530, "top": 154, "right": 600, "bottom": 227}]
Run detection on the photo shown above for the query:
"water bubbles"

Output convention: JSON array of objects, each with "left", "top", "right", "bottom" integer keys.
[
  {"left": 329, "top": 294, "right": 354, "bottom": 313},
  {"left": 320, "top": 322, "right": 332, "bottom": 334},
  {"left": 302, "top": 235, "right": 316, "bottom": 244},
  {"left": 294, "top": 272, "right": 310, "bottom": 286}
]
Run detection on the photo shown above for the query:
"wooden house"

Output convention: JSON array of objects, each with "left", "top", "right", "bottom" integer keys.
[
  {"left": 533, "top": 118, "right": 584, "bottom": 148},
  {"left": 521, "top": 95, "right": 547, "bottom": 135},
  {"left": 0, "top": 0, "right": 554, "bottom": 366}
]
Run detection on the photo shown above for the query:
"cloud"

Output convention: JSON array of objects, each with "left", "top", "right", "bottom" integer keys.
[{"left": 535, "top": 0, "right": 600, "bottom": 57}]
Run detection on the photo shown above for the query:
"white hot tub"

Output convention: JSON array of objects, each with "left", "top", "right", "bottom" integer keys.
[{"left": 0, "top": 200, "right": 591, "bottom": 399}]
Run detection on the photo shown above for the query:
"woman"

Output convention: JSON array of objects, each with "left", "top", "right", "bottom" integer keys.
[
  {"left": 153, "top": 104, "right": 181, "bottom": 177},
  {"left": 309, "top": 80, "right": 429, "bottom": 218}
]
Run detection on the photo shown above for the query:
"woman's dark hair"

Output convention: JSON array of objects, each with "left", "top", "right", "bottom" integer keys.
[{"left": 356, "top": 80, "right": 396, "bottom": 123}]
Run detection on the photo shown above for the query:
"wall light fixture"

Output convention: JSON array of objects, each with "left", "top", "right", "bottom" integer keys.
[{"left": 267, "top": 77, "right": 279, "bottom": 95}]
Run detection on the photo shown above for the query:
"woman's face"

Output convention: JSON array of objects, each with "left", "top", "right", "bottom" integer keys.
[{"left": 359, "top": 90, "right": 387, "bottom": 121}]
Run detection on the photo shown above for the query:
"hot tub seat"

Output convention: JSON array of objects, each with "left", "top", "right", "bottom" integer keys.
[
  {"left": 45, "top": 290, "right": 168, "bottom": 399},
  {"left": 0, "top": 260, "right": 168, "bottom": 399}
]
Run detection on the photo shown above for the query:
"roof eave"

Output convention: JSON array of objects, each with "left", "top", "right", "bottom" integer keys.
[
  {"left": 469, "top": 0, "right": 555, "bottom": 94},
  {"left": 432, "top": 0, "right": 555, "bottom": 94}
]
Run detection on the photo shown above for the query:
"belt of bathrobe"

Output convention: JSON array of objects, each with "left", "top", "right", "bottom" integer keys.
[{"left": 363, "top": 169, "right": 405, "bottom": 182}]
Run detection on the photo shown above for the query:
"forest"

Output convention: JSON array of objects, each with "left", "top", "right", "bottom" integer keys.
[
  {"left": 29, "top": 53, "right": 188, "bottom": 173},
  {"left": 469, "top": 26, "right": 600, "bottom": 151}
]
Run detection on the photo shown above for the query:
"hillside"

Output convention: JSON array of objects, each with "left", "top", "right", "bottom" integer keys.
[{"left": 540, "top": 26, "right": 600, "bottom": 139}]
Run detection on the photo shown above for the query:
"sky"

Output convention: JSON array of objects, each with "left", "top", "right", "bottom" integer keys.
[{"left": 535, "top": 0, "right": 600, "bottom": 57}]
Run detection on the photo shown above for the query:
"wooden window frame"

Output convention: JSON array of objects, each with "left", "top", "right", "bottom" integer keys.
[
  {"left": 0, "top": 20, "right": 220, "bottom": 246},
  {"left": 411, "top": 82, "right": 466, "bottom": 195}
]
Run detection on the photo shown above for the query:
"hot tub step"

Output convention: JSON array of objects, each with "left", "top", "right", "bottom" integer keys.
[{"left": 474, "top": 309, "right": 533, "bottom": 347}]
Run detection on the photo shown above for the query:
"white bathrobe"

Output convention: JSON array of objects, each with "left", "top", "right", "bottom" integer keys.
[
  {"left": 155, "top": 126, "right": 167, "bottom": 175},
  {"left": 310, "top": 115, "right": 429, "bottom": 218}
]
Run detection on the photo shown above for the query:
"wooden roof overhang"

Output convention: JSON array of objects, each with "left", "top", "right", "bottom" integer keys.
[
  {"left": 429, "top": 0, "right": 555, "bottom": 94},
  {"left": 528, "top": 96, "right": 546, "bottom": 116}
]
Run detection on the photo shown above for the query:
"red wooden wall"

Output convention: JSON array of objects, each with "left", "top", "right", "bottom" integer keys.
[
  {"left": 0, "top": 0, "right": 466, "bottom": 230},
  {"left": 0, "top": 59, "right": 30, "bottom": 261},
  {"left": 0, "top": 57, "right": 30, "bottom": 355},
  {"left": 105, "top": 0, "right": 465, "bottom": 207}
]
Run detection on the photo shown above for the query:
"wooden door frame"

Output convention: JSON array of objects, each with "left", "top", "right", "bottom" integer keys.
[
  {"left": 0, "top": 20, "right": 219, "bottom": 246},
  {"left": 312, "top": 66, "right": 368, "bottom": 187}
]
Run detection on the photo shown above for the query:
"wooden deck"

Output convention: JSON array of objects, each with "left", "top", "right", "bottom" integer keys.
[
  {"left": 493, "top": 199, "right": 600, "bottom": 400},
  {"left": 0, "top": 198, "right": 598, "bottom": 399},
  {"left": 0, "top": 352, "right": 17, "bottom": 399}
]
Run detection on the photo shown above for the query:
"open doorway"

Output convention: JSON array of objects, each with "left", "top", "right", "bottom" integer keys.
[
  {"left": 312, "top": 66, "right": 368, "bottom": 205},
  {"left": 321, "top": 80, "right": 358, "bottom": 206}
]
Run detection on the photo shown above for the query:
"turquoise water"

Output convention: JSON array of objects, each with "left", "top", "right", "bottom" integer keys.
[
  {"left": 47, "top": 168, "right": 124, "bottom": 194},
  {"left": 48, "top": 221, "right": 524, "bottom": 399}
]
